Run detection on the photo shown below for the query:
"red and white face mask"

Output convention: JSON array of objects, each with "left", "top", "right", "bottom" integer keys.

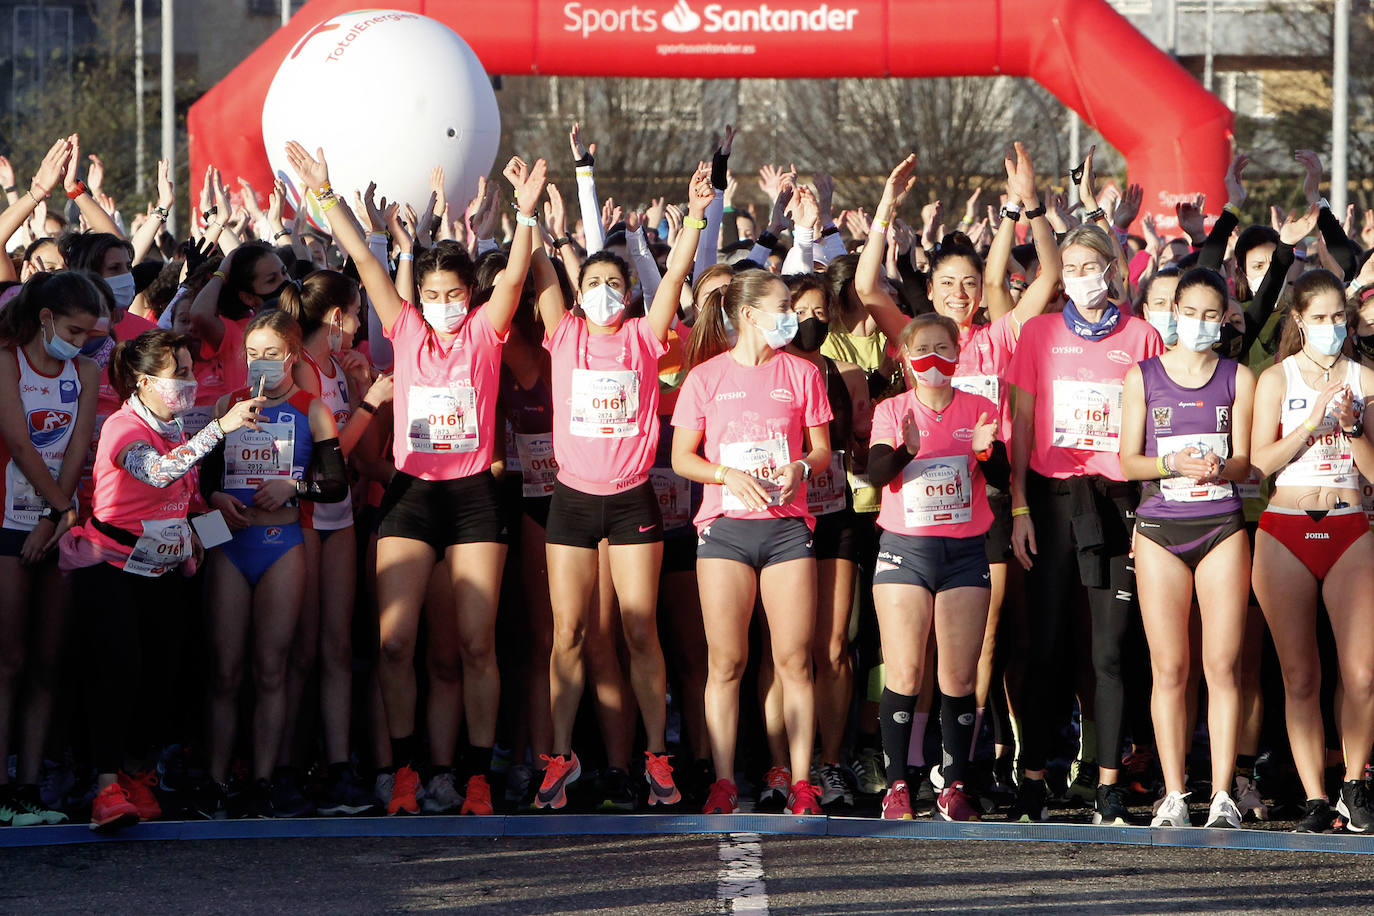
[{"left": 907, "top": 352, "right": 957, "bottom": 387}]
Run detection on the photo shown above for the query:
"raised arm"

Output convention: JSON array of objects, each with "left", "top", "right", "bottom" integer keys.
[
  {"left": 62, "top": 135, "right": 121, "bottom": 238},
  {"left": 854, "top": 154, "right": 917, "bottom": 344},
  {"left": 490, "top": 156, "right": 549, "bottom": 336},
  {"left": 0, "top": 139, "right": 70, "bottom": 276},
  {"left": 286, "top": 140, "right": 405, "bottom": 334},
  {"left": 1296, "top": 149, "right": 1358, "bottom": 280},
  {"left": 1007, "top": 143, "right": 1060, "bottom": 328},
  {"left": 132, "top": 159, "right": 175, "bottom": 264},
  {"left": 648, "top": 162, "right": 713, "bottom": 342},
  {"left": 694, "top": 125, "right": 735, "bottom": 282},
  {"left": 569, "top": 122, "right": 604, "bottom": 255},
  {"left": 1076, "top": 146, "right": 1131, "bottom": 293},
  {"left": 624, "top": 211, "right": 662, "bottom": 306}
]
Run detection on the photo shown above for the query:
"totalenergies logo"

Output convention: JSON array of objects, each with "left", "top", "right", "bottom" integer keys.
[{"left": 563, "top": 1, "right": 861, "bottom": 38}]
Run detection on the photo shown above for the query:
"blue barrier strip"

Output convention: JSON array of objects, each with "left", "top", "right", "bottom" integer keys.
[{"left": 4, "top": 814, "right": 1374, "bottom": 854}]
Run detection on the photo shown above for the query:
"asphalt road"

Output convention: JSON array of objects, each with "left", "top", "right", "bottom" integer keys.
[{"left": 7, "top": 833, "right": 1372, "bottom": 915}]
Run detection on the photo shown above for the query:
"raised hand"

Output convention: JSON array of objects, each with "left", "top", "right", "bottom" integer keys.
[
  {"left": 506, "top": 157, "right": 548, "bottom": 216},
  {"left": 723, "top": 171, "right": 738, "bottom": 209},
  {"left": 358, "top": 181, "right": 387, "bottom": 233},
  {"left": 1077, "top": 144, "right": 1099, "bottom": 212},
  {"left": 972, "top": 412, "right": 998, "bottom": 454},
  {"left": 664, "top": 204, "right": 683, "bottom": 245},
  {"left": 686, "top": 161, "right": 714, "bottom": 218},
  {"left": 1225, "top": 153, "right": 1250, "bottom": 208},
  {"left": 1279, "top": 203, "right": 1321, "bottom": 246},
  {"left": 544, "top": 182, "right": 567, "bottom": 237},
  {"left": 1176, "top": 196, "right": 1207, "bottom": 242},
  {"left": 645, "top": 196, "right": 666, "bottom": 231},
  {"left": 879, "top": 154, "right": 917, "bottom": 218},
  {"left": 32, "top": 137, "right": 72, "bottom": 197},
  {"left": 600, "top": 196, "right": 622, "bottom": 232},
  {"left": 1362, "top": 210, "right": 1374, "bottom": 250},
  {"left": 787, "top": 184, "right": 821, "bottom": 232},
  {"left": 716, "top": 123, "right": 737, "bottom": 156},
  {"left": 0, "top": 156, "right": 14, "bottom": 192},
  {"left": 1113, "top": 183, "right": 1143, "bottom": 229},
  {"left": 429, "top": 165, "right": 447, "bottom": 217},
  {"left": 284, "top": 140, "right": 330, "bottom": 194},
  {"left": 385, "top": 202, "right": 412, "bottom": 252},
  {"left": 62, "top": 133, "right": 84, "bottom": 194},
  {"left": 758, "top": 163, "right": 787, "bottom": 200},
  {"left": 844, "top": 208, "right": 871, "bottom": 239},
  {"left": 86, "top": 153, "right": 105, "bottom": 196},
  {"left": 1295, "top": 149, "right": 1324, "bottom": 205},
  {"left": 964, "top": 185, "right": 983, "bottom": 224},
  {"left": 813, "top": 171, "right": 836, "bottom": 225},
  {"left": 569, "top": 122, "right": 590, "bottom": 162}
]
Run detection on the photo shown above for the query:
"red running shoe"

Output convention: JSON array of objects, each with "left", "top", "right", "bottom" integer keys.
[
  {"left": 785, "top": 780, "right": 823, "bottom": 815},
  {"left": 90, "top": 783, "right": 139, "bottom": 832},
  {"left": 936, "top": 781, "right": 981, "bottom": 822},
  {"left": 534, "top": 753, "right": 581, "bottom": 810},
  {"left": 387, "top": 765, "right": 421, "bottom": 816},
  {"left": 702, "top": 778, "right": 739, "bottom": 814},
  {"left": 644, "top": 752, "right": 682, "bottom": 806},
  {"left": 460, "top": 774, "right": 493, "bottom": 816},
  {"left": 882, "top": 780, "right": 915, "bottom": 820},
  {"left": 118, "top": 770, "right": 162, "bottom": 821}
]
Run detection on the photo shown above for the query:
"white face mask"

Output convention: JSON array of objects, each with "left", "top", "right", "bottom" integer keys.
[
  {"left": 422, "top": 298, "right": 468, "bottom": 334},
  {"left": 107, "top": 272, "right": 136, "bottom": 311},
  {"left": 1144, "top": 308, "right": 1178, "bottom": 346},
  {"left": 581, "top": 284, "right": 626, "bottom": 327},
  {"left": 1245, "top": 269, "right": 1267, "bottom": 293},
  {"left": 328, "top": 313, "right": 344, "bottom": 354},
  {"left": 1064, "top": 268, "right": 1111, "bottom": 309},
  {"left": 1175, "top": 315, "right": 1221, "bottom": 352}
]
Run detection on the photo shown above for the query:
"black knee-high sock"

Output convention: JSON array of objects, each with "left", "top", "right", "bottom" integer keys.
[
  {"left": 941, "top": 693, "right": 977, "bottom": 785},
  {"left": 391, "top": 734, "right": 419, "bottom": 771},
  {"left": 463, "top": 744, "right": 493, "bottom": 781},
  {"left": 879, "top": 688, "right": 918, "bottom": 785}
]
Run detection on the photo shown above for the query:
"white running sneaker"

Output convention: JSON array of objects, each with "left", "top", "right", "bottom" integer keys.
[
  {"left": 1232, "top": 774, "right": 1269, "bottom": 822},
  {"left": 1150, "top": 790, "right": 1191, "bottom": 827},
  {"left": 1205, "top": 789, "right": 1242, "bottom": 829}
]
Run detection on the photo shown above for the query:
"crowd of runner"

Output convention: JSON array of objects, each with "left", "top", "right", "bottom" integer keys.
[{"left": 2, "top": 122, "right": 1374, "bottom": 837}]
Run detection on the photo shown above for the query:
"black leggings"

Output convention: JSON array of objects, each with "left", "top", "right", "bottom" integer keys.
[
  {"left": 1020, "top": 472, "right": 1138, "bottom": 772},
  {"left": 76, "top": 562, "right": 186, "bottom": 775}
]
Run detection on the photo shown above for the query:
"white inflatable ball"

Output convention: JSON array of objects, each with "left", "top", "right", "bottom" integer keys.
[{"left": 261, "top": 10, "right": 500, "bottom": 230}]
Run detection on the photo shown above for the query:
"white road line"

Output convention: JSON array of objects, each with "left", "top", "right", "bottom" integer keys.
[{"left": 717, "top": 832, "right": 769, "bottom": 914}]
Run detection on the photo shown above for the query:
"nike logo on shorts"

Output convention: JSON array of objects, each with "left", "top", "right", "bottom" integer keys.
[{"left": 639, "top": 524, "right": 655, "bottom": 532}]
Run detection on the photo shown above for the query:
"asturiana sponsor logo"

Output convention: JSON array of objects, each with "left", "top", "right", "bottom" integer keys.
[{"left": 563, "top": 1, "right": 859, "bottom": 39}]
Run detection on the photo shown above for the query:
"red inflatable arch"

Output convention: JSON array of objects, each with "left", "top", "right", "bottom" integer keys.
[{"left": 189, "top": 0, "right": 1232, "bottom": 228}]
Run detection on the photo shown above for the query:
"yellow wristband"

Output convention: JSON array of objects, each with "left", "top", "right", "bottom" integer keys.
[
  {"left": 1304, "top": 418, "right": 1318, "bottom": 433},
  {"left": 683, "top": 215, "right": 707, "bottom": 230},
  {"left": 714, "top": 465, "right": 728, "bottom": 484},
  {"left": 319, "top": 196, "right": 340, "bottom": 212},
  {"left": 212, "top": 270, "right": 227, "bottom": 282},
  {"left": 1011, "top": 505, "right": 1030, "bottom": 518},
  {"left": 1156, "top": 455, "right": 1169, "bottom": 477}
]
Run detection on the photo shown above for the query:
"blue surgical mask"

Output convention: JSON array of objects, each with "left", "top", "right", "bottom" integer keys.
[
  {"left": 1303, "top": 320, "right": 1347, "bottom": 357},
  {"left": 42, "top": 316, "right": 81, "bottom": 361},
  {"left": 722, "top": 311, "right": 739, "bottom": 347},
  {"left": 1145, "top": 308, "right": 1178, "bottom": 347},
  {"left": 248, "top": 358, "right": 290, "bottom": 393},
  {"left": 107, "top": 272, "right": 136, "bottom": 311},
  {"left": 749, "top": 307, "right": 798, "bottom": 350},
  {"left": 1175, "top": 315, "right": 1221, "bottom": 352}
]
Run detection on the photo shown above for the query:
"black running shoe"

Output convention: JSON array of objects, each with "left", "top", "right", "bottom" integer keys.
[
  {"left": 1093, "top": 783, "right": 1133, "bottom": 826},
  {"left": 1336, "top": 780, "right": 1374, "bottom": 833},
  {"left": 318, "top": 767, "right": 380, "bottom": 817},
  {"left": 596, "top": 768, "right": 638, "bottom": 812},
  {"left": 1296, "top": 798, "right": 1337, "bottom": 834},
  {"left": 1014, "top": 776, "right": 1049, "bottom": 823},
  {"left": 987, "top": 755, "right": 1017, "bottom": 808},
  {"left": 270, "top": 768, "right": 315, "bottom": 818},
  {"left": 247, "top": 779, "right": 275, "bottom": 819}
]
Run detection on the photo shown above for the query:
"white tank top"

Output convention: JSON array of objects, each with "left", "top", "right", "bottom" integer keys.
[
  {"left": 1276, "top": 355, "right": 1363, "bottom": 490},
  {"left": 3, "top": 348, "right": 81, "bottom": 530},
  {"left": 304, "top": 351, "right": 354, "bottom": 531}
]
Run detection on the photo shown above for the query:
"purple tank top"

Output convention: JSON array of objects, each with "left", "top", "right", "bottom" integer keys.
[
  {"left": 499, "top": 363, "right": 553, "bottom": 435},
  {"left": 1137, "top": 356, "right": 1241, "bottom": 518}
]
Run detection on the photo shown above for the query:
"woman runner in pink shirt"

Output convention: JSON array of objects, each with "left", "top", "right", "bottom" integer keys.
[
  {"left": 532, "top": 163, "right": 713, "bottom": 811},
  {"left": 286, "top": 141, "right": 548, "bottom": 818},
  {"left": 672, "top": 269, "right": 833, "bottom": 817}
]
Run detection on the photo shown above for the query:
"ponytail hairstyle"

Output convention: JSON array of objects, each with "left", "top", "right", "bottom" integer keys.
[
  {"left": 218, "top": 241, "right": 281, "bottom": 320},
  {"left": 276, "top": 268, "right": 359, "bottom": 336},
  {"left": 109, "top": 329, "right": 190, "bottom": 400},
  {"left": 684, "top": 268, "right": 786, "bottom": 371},
  {"left": 416, "top": 240, "right": 477, "bottom": 294},
  {"left": 0, "top": 271, "right": 103, "bottom": 346},
  {"left": 244, "top": 307, "right": 304, "bottom": 357},
  {"left": 1277, "top": 268, "right": 1352, "bottom": 361},
  {"left": 823, "top": 253, "right": 862, "bottom": 314}
]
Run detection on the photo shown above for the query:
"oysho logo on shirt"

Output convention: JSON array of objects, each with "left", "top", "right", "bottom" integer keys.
[
  {"left": 1051, "top": 346, "right": 1083, "bottom": 355},
  {"left": 715, "top": 391, "right": 746, "bottom": 401}
]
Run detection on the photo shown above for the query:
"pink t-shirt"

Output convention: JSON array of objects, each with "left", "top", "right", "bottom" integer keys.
[
  {"left": 671, "top": 350, "right": 833, "bottom": 531},
  {"left": 872, "top": 389, "right": 997, "bottom": 538},
  {"left": 546, "top": 314, "right": 668, "bottom": 496},
  {"left": 953, "top": 313, "right": 1018, "bottom": 438},
  {"left": 385, "top": 301, "right": 507, "bottom": 481},
  {"left": 200, "top": 315, "right": 250, "bottom": 396},
  {"left": 1004, "top": 312, "right": 1165, "bottom": 480}
]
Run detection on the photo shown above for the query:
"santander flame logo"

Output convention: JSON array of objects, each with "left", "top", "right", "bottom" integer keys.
[{"left": 662, "top": 0, "right": 702, "bottom": 31}]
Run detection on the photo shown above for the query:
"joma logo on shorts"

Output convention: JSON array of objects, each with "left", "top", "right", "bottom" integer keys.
[{"left": 1305, "top": 533, "right": 1330, "bottom": 539}]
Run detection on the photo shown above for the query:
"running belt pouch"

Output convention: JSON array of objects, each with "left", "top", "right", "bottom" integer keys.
[{"left": 1068, "top": 477, "right": 1107, "bottom": 588}]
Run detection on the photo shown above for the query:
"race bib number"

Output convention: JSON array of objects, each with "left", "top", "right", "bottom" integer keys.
[
  {"left": 123, "top": 518, "right": 192, "bottom": 578},
  {"left": 1158, "top": 433, "right": 1233, "bottom": 503},
  {"left": 1287, "top": 421, "right": 1354, "bottom": 485},
  {"left": 5, "top": 459, "right": 55, "bottom": 530},
  {"left": 953, "top": 374, "right": 999, "bottom": 406},
  {"left": 503, "top": 423, "right": 522, "bottom": 475},
  {"left": 225, "top": 418, "right": 295, "bottom": 490},
  {"left": 515, "top": 433, "right": 558, "bottom": 498},
  {"left": 720, "top": 438, "right": 791, "bottom": 511},
  {"left": 1237, "top": 467, "right": 1265, "bottom": 502},
  {"left": 569, "top": 369, "right": 640, "bottom": 438},
  {"left": 649, "top": 467, "right": 692, "bottom": 533},
  {"left": 806, "top": 450, "right": 848, "bottom": 517},
  {"left": 1362, "top": 477, "right": 1374, "bottom": 527},
  {"left": 1052, "top": 379, "right": 1123, "bottom": 452},
  {"left": 408, "top": 385, "right": 479, "bottom": 454},
  {"left": 901, "top": 455, "right": 974, "bottom": 527},
  {"left": 180, "top": 405, "right": 217, "bottom": 440}
]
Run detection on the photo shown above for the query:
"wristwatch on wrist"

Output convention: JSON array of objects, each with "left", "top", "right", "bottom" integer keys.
[
  {"left": 1343, "top": 420, "right": 1365, "bottom": 439},
  {"left": 40, "top": 505, "right": 65, "bottom": 524},
  {"left": 798, "top": 461, "right": 812, "bottom": 481},
  {"left": 999, "top": 204, "right": 1022, "bottom": 222},
  {"left": 1023, "top": 204, "right": 1047, "bottom": 220}
]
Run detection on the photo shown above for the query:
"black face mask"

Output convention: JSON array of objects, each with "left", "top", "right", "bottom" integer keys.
[
  {"left": 260, "top": 277, "right": 300, "bottom": 312},
  {"left": 1358, "top": 333, "right": 1374, "bottom": 363},
  {"left": 793, "top": 316, "right": 830, "bottom": 352}
]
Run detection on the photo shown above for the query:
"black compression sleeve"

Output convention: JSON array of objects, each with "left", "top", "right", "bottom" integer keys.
[
  {"left": 866, "top": 442, "right": 915, "bottom": 489},
  {"left": 297, "top": 437, "right": 347, "bottom": 503},
  {"left": 1198, "top": 208, "right": 1237, "bottom": 271}
]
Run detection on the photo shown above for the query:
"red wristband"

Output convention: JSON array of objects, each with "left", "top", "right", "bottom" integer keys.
[{"left": 66, "top": 180, "right": 87, "bottom": 200}]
